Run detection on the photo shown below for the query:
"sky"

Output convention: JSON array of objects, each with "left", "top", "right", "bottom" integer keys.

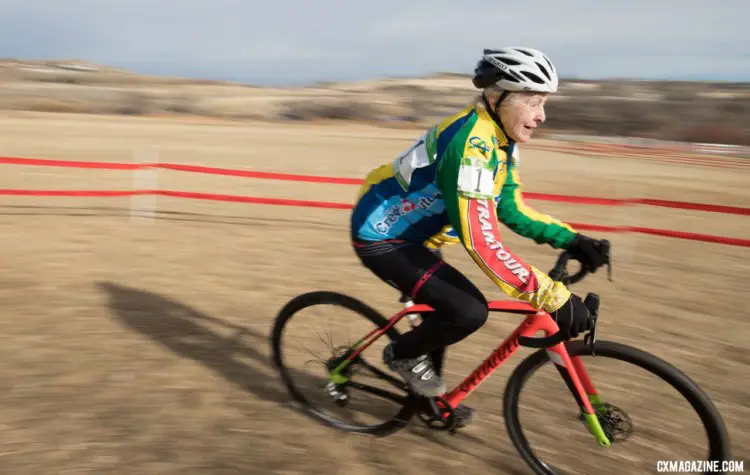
[{"left": 1, "top": 0, "right": 748, "bottom": 86}]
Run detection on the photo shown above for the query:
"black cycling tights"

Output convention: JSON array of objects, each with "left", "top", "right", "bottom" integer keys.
[{"left": 353, "top": 239, "right": 489, "bottom": 372}]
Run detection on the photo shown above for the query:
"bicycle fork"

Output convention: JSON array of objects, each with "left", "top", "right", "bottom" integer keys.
[{"left": 546, "top": 343, "right": 612, "bottom": 448}]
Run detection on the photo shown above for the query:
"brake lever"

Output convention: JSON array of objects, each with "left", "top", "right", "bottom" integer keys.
[
  {"left": 583, "top": 312, "right": 598, "bottom": 356},
  {"left": 582, "top": 293, "right": 600, "bottom": 356},
  {"left": 600, "top": 240, "right": 614, "bottom": 283}
]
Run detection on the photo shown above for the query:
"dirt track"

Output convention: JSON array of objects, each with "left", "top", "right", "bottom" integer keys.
[{"left": 1, "top": 112, "right": 748, "bottom": 474}]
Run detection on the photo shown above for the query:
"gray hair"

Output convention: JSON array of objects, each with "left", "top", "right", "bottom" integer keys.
[{"left": 476, "top": 85, "right": 522, "bottom": 110}]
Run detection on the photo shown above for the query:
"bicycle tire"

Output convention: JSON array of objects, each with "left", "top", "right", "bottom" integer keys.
[
  {"left": 503, "top": 340, "right": 731, "bottom": 475},
  {"left": 270, "top": 290, "right": 419, "bottom": 437}
]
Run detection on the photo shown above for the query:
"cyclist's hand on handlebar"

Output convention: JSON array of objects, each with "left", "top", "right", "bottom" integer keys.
[
  {"left": 551, "top": 293, "right": 594, "bottom": 339},
  {"left": 567, "top": 234, "right": 609, "bottom": 273}
]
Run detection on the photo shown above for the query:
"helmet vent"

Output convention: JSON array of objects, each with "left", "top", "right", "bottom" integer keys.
[
  {"left": 543, "top": 56, "right": 554, "bottom": 72},
  {"left": 500, "top": 58, "right": 522, "bottom": 66},
  {"left": 536, "top": 63, "right": 551, "bottom": 81},
  {"left": 522, "top": 71, "right": 545, "bottom": 84}
]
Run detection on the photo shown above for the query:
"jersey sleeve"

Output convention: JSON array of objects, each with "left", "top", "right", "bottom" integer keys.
[
  {"left": 437, "top": 129, "right": 571, "bottom": 313},
  {"left": 496, "top": 162, "right": 577, "bottom": 250}
]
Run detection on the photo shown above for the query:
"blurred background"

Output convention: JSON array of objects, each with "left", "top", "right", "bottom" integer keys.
[{"left": 0, "top": 1, "right": 748, "bottom": 474}]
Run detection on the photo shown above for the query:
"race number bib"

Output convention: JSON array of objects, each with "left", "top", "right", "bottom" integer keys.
[
  {"left": 392, "top": 128, "right": 437, "bottom": 191},
  {"left": 457, "top": 157, "right": 495, "bottom": 199}
]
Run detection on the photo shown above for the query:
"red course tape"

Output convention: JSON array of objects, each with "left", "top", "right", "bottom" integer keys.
[
  {"left": 1, "top": 188, "right": 748, "bottom": 247},
  {"left": 2, "top": 155, "right": 748, "bottom": 215}
]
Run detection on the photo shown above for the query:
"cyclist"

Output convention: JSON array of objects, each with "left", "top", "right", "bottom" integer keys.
[{"left": 349, "top": 47, "right": 608, "bottom": 424}]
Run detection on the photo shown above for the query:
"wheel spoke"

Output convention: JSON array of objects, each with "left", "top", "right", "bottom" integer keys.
[
  {"left": 271, "top": 291, "right": 415, "bottom": 437},
  {"left": 295, "top": 336, "right": 321, "bottom": 362}
]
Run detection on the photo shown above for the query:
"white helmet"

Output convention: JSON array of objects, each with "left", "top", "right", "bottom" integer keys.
[{"left": 472, "top": 47, "right": 558, "bottom": 93}]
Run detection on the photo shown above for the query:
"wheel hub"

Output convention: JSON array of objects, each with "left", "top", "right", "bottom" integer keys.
[
  {"left": 322, "top": 346, "right": 358, "bottom": 406},
  {"left": 585, "top": 403, "right": 633, "bottom": 443}
]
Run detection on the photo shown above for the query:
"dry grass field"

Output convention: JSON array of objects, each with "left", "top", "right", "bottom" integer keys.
[{"left": 0, "top": 111, "right": 748, "bottom": 474}]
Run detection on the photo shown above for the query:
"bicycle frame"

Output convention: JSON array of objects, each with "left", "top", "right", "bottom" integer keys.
[{"left": 329, "top": 299, "right": 612, "bottom": 447}]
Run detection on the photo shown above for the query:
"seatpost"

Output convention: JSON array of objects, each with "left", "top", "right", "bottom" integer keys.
[
  {"left": 399, "top": 294, "right": 421, "bottom": 328},
  {"left": 399, "top": 245, "right": 444, "bottom": 329}
]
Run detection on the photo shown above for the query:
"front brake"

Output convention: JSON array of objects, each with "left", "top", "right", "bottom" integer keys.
[
  {"left": 582, "top": 293, "right": 600, "bottom": 356},
  {"left": 583, "top": 312, "right": 598, "bottom": 356}
]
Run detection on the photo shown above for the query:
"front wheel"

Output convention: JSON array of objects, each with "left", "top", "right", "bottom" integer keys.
[{"left": 503, "top": 340, "right": 731, "bottom": 475}]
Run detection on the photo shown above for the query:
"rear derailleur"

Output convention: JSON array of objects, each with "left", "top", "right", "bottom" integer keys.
[{"left": 321, "top": 347, "right": 358, "bottom": 406}]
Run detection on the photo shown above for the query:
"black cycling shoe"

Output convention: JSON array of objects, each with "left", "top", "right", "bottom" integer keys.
[{"left": 453, "top": 404, "right": 476, "bottom": 428}]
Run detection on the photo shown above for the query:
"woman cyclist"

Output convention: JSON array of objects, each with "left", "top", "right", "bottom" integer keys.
[{"left": 349, "top": 47, "right": 608, "bottom": 425}]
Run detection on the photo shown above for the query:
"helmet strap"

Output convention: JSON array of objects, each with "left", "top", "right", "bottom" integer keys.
[{"left": 481, "top": 90, "right": 513, "bottom": 145}]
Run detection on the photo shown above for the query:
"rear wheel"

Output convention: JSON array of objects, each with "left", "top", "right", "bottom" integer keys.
[
  {"left": 270, "top": 291, "right": 419, "bottom": 437},
  {"left": 503, "top": 340, "right": 731, "bottom": 474}
]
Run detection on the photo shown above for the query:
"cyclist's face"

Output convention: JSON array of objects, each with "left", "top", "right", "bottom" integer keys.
[{"left": 499, "top": 92, "right": 548, "bottom": 143}]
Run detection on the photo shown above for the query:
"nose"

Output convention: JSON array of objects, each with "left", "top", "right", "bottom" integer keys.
[{"left": 536, "top": 106, "right": 546, "bottom": 124}]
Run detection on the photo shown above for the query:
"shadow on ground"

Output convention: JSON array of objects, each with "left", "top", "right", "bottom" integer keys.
[
  {"left": 98, "top": 281, "right": 289, "bottom": 403},
  {"left": 97, "top": 281, "right": 408, "bottom": 426},
  {"left": 97, "top": 282, "right": 529, "bottom": 473}
]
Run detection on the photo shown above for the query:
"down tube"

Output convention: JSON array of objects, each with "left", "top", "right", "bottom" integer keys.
[
  {"left": 512, "top": 312, "right": 598, "bottom": 415},
  {"left": 444, "top": 312, "right": 548, "bottom": 409}
]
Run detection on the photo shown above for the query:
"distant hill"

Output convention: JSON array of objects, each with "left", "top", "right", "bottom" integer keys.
[{"left": 1, "top": 59, "right": 748, "bottom": 146}]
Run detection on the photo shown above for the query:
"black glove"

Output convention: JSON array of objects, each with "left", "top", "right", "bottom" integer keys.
[
  {"left": 567, "top": 234, "right": 608, "bottom": 273},
  {"left": 550, "top": 294, "right": 593, "bottom": 339}
]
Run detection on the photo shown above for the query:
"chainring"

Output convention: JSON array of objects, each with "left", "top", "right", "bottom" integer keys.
[{"left": 417, "top": 397, "right": 459, "bottom": 431}]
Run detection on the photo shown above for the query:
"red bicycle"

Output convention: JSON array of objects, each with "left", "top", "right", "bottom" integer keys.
[{"left": 271, "top": 242, "right": 731, "bottom": 474}]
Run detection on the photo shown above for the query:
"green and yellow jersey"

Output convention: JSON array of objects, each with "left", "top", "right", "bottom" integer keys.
[{"left": 350, "top": 99, "right": 577, "bottom": 313}]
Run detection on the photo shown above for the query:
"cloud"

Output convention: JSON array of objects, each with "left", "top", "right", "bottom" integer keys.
[{"left": 0, "top": 0, "right": 748, "bottom": 85}]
